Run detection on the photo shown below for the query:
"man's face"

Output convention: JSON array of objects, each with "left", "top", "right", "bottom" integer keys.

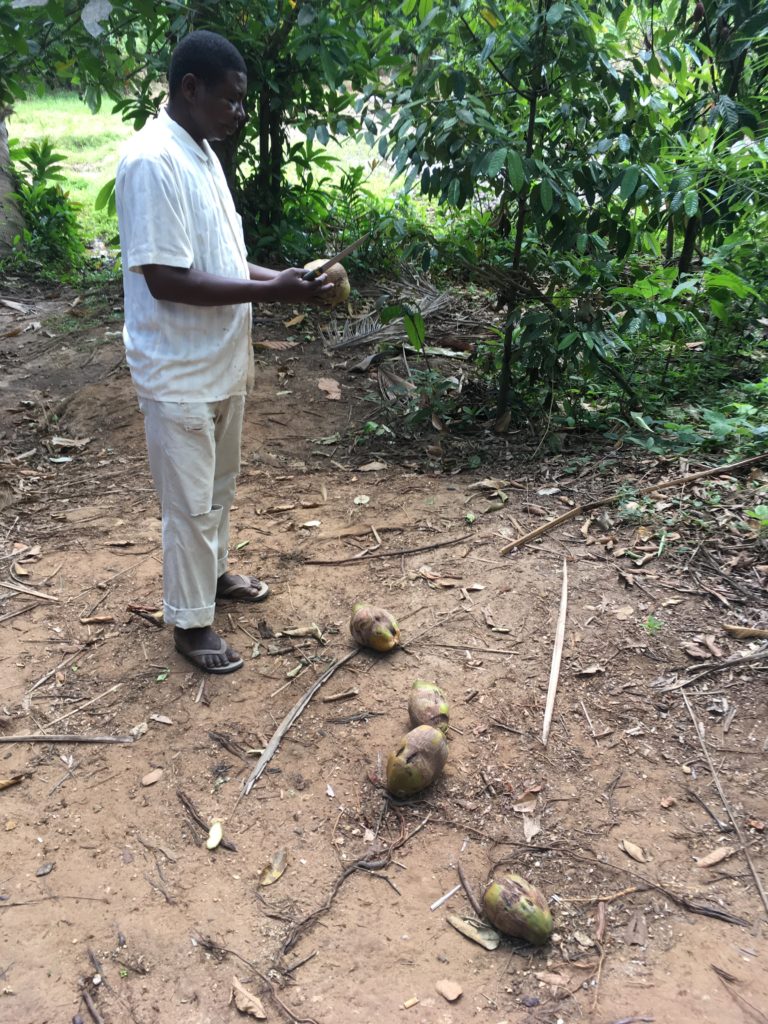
[{"left": 184, "top": 68, "right": 247, "bottom": 142}]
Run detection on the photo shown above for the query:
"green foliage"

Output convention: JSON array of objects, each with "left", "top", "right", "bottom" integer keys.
[
  {"left": 359, "top": 0, "right": 767, "bottom": 433},
  {"left": 2, "top": 0, "right": 767, "bottom": 460},
  {"left": 5, "top": 137, "right": 85, "bottom": 272}
]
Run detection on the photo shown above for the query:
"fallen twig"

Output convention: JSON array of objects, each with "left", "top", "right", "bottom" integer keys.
[
  {"left": 81, "top": 989, "right": 104, "bottom": 1024},
  {"left": 24, "top": 643, "right": 100, "bottom": 709},
  {"left": 44, "top": 683, "right": 123, "bottom": 729},
  {"left": 656, "top": 643, "right": 768, "bottom": 692},
  {"left": 542, "top": 558, "right": 568, "bottom": 747},
  {"left": 303, "top": 533, "right": 473, "bottom": 565},
  {"left": 239, "top": 650, "right": 359, "bottom": 798},
  {"left": 192, "top": 933, "right": 320, "bottom": 1024},
  {"left": 0, "top": 734, "right": 133, "bottom": 745},
  {"left": 282, "top": 812, "right": 430, "bottom": 955},
  {"left": 415, "top": 641, "right": 521, "bottom": 656},
  {"left": 723, "top": 625, "right": 768, "bottom": 640},
  {"left": 682, "top": 691, "right": 768, "bottom": 917},
  {"left": 457, "top": 861, "right": 484, "bottom": 918},
  {"left": 491, "top": 847, "right": 750, "bottom": 927},
  {"left": 711, "top": 964, "right": 768, "bottom": 1024},
  {"left": 0, "top": 579, "right": 58, "bottom": 601},
  {"left": 177, "top": 790, "right": 237, "bottom": 852},
  {"left": 0, "top": 602, "right": 40, "bottom": 624},
  {"left": 500, "top": 452, "right": 768, "bottom": 554}
]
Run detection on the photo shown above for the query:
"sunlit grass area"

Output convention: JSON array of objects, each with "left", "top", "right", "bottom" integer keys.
[
  {"left": 9, "top": 92, "right": 133, "bottom": 240},
  {"left": 8, "top": 92, "right": 402, "bottom": 244}
]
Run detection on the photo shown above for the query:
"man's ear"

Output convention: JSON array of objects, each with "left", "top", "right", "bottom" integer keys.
[{"left": 179, "top": 72, "right": 200, "bottom": 102}]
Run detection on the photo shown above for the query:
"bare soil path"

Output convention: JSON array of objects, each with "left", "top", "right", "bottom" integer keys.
[{"left": 1, "top": 281, "right": 766, "bottom": 1024}]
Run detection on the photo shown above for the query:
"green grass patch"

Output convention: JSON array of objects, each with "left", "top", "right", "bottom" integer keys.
[{"left": 8, "top": 91, "right": 133, "bottom": 241}]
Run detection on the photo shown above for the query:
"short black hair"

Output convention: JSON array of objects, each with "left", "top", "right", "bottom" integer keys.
[{"left": 168, "top": 30, "right": 246, "bottom": 96}]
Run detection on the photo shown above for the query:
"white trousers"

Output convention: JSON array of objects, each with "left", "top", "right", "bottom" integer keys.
[{"left": 139, "top": 396, "right": 245, "bottom": 629}]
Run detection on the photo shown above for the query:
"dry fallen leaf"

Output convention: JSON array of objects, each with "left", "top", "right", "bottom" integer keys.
[
  {"left": 230, "top": 976, "right": 267, "bottom": 1018},
  {"left": 358, "top": 461, "right": 387, "bottom": 472},
  {"left": 283, "top": 313, "right": 306, "bottom": 328},
  {"left": 317, "top": 377, "right": 342, "bottom": 400},
  {"left": 522, "top": 812, "right": 541, "bottom": 843},
  {"left": 141, "top": 768, "right": 163, "bottom": 787},
  {"left": 259, "top": 847, "right": 288, "bottom": 887},
  {"left": 577, "top": 663, "right": 605, "bottom": 676},
  {"left": 682, "top": 641, "right": 711, "bottom": 660},
  {"left": 615, "top": 605, "right": 635, "bottom": 621},
  {"left": 253, "top": 338, "right": 299, "bottom": 351},
  {"left": 446, "top": 913, "right": 500, "bottom": 950},
  {"left": 694, "top": 846, "right": 735, "bottom": 868},
  {"left": 619, "top": 838, "right": 649, "bottom": 863}
]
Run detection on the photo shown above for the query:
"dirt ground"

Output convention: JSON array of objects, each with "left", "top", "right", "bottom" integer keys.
[{"left": 1, "top": 279, "right": 767, "bottom": 1024}]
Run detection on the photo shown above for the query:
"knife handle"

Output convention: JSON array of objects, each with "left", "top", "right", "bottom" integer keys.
[{"left": 302, "top": 268, "right": 320, "bottom": 281}]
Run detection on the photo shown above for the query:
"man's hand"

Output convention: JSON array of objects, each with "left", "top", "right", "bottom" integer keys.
[
  {"left": 141, "top": 264, "right": 334, "bottom": 306},
  {"left": 267, "top": 267, "right": 334, "bottom": 303}
]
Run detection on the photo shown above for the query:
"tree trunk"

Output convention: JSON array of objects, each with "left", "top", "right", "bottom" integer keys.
[{"left": 0, "top": 114, "right": 24, "bottom": 256}]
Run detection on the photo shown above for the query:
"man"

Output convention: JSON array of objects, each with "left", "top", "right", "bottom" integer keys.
[{"left": 115, "top": 30, "right": 330, "bottom": 674}]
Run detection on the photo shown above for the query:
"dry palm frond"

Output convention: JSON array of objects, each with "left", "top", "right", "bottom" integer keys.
[{"left": 321, "top": 275, "right": 454, "bottom": 351}]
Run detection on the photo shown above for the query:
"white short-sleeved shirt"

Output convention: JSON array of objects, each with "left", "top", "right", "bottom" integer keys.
[{"left": 115, "top": 108, "right": 252, "bottom": 402}]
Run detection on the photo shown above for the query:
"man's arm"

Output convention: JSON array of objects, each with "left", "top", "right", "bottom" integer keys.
[
  {"left": 142, "top": 265, "right": 330, "bottom": 305},
  {"left": 248, "top": 263, "right": 279, "bottom": 282}
]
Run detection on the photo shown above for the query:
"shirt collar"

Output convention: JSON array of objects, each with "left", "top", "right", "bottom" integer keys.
[{"left": 159, "top": 107, "right": 215, "bottom": 164}]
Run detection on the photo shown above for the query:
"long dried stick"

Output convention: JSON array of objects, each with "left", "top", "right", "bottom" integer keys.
[
  {"left": 500, "top": 451, "right": 768, "bottom": 554},
  {"left": 304, "top": 533, "right": 473, "bottom": 566},
  {"left": 0, "top": 734, "right": 133, "bottom": 745},
  {"left": 44, "top": 683, "right": 122, "bottom": 728},
  {"left": 542, "top": 558, "right": 568, "bottom": 747},
  {"left": 682, "top": 691, "right": 768, "bottom": 917},
  {"left": 239, "top": 650, "right": 359, "bottom": 798},
  {"left": 0, "top": 579, "right": 58, "bottom": 601}
]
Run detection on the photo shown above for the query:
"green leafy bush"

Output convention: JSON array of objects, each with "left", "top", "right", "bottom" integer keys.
[{"left": 5, "top": 137, "right": 85, "bottom": 273}]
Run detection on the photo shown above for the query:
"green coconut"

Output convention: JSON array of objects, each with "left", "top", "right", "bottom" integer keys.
[
  {"left": 408, "top": 679, "right": 450, "bottom": 734},
  {"left": 350, "top": 602, "right": 400, "bottom": 652},
  {"left": 482, "top": 873, "right": 553, "bottom": 946},
  {"left": 386, "top": 724, "right": 448, "bottom": 799},
  {"left": 303, "top": 259, "right": 351, "bottom": 307}
]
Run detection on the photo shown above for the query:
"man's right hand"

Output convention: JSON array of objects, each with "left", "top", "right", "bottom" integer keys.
[{"left": 268, "top": 267, "right": 334, "bottom": 303}]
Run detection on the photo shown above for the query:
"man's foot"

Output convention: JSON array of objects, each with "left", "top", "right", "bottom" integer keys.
[
  {"left": 174, "top": 626, "right": 244, "bottom": 674},
  {"left": 216, "top": 572, "right": 270, "bottom": 603}
]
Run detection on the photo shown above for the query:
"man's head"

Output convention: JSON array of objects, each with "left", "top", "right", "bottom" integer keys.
[{"left": 167, "top": 30, "right": 247, "bottom": 143}]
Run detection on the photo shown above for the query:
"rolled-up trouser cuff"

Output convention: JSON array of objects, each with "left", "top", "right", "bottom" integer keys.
[{"left": 163, "top": 600, "right": 217, "bottom": 630}]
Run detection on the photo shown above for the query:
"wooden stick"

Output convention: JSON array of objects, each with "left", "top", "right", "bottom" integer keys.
[
  {"left": 457, "top": 861, "right": 484, "bottom": 918},
  {"left": 240, "top": 650, "right": 358, "bottom": 797},
  {"left": 0, "top": 734, "right": 133, "bottom": 745},
  {"left": 416, "top": 641, "right": 520, "bottom": 656},
  {"left": 23, "top": 645, "right": 96, "bottom": 709},
  {"left": 500, "top": 451, "right": 768, "bottom": 554},
  {"left": 682, "top": 691, "right": 768, "bottom": 917},
  {"left": 304, "top": 533, "right": 473, "bottom": 566},
  {"left": 44, "top": 683, "right": 122, "bottom": 728},
  {"left": 542, "top": 558, "right": 568, "bottom": 747},
  {"left": 724, "top": 625, "right": 768, "bottom": 639},
  {"left": 0, "top": 602, "right": 40, "bottom": 624},
  {"left": 658, "top": 644, "right": 768, "bottom": 690},
  {"left": 0, "top": 579, "right": 58, "bottom": 601}
]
